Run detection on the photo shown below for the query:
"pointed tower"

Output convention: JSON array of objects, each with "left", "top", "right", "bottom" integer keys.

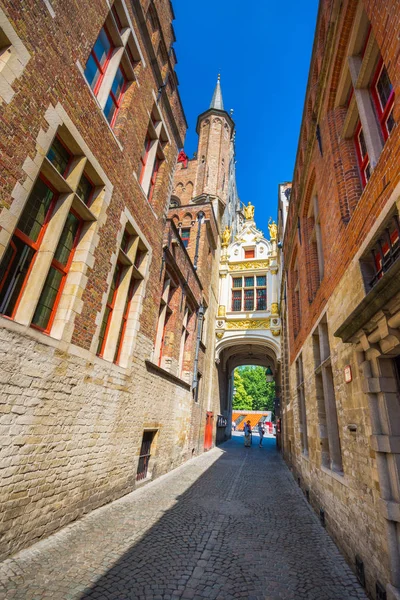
[{"left": 193, "top": 75, "right": 235, "bottom": 206}]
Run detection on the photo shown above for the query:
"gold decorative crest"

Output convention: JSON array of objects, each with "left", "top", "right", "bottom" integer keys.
[
  {"left": 226, "top": 319, "right": 270, "bottom": 330},
  {"left": 217, "top": 305, "right": 226, "bottom": 317},
  {"left": 228, "top": 260, "right": 269, "bottom": 272},
  {"left": 271, "top": 302, "right": 279, "bottom": 315}
]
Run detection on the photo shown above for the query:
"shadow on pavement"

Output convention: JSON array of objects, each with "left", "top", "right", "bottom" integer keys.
[{"left": 76, "top": 435, "right": 366, "bottom": 600}]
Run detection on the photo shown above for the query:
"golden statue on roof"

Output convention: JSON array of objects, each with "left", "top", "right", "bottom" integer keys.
[
  {"left": 244, "top": 201, "right": 255, "bottom": 220},
  {"left": 268, "top": 217, "right": 278, "bottom": 241},
  {"left": 221, "top": 225, "right": 231, "bottom": 247}
]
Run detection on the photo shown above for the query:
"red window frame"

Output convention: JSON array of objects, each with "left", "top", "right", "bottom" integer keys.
[
  {"left": 148, "top": 157, "right": 161, "bottom": 202},
  {"left": 31, "top": 210, "right": 83, "bottom": 334},
  {"left": 114, "top": 277, "right": 138, "bottom": 365},
  {"left": 106, "top": 65, "right": 128, "bottom": 128},
  {"left": 374, "top": 229, "right": 400, "bottom": 278},
  {"left": 97, "top": 262, "right": 122, "bottom": 357},
  {"left": 354, "top": 121, "right": 371, "bottom": 188},
  {"left": 89, "top": 26, "right": 114, "bottom": 96},
  {"left": 0, "top": 175, "right": 57, "bottom": 320},
  {"left": 371, "top": 58, "right": 395, "bottom": 141},
  {"left": 139, "top": 134, "right": 152, "bottom": 184},
  {"left": 244, "top": 249, "right": 255, "bottom": 259}
]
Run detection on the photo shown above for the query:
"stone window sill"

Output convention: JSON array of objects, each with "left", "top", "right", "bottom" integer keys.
[{"left": 145, "top": 360, "right": 191, "bottom": 390}]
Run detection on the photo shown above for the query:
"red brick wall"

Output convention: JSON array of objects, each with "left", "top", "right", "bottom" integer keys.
[
  {"left": 284, "top": 0, "right": 400, "bottom": 363},
  {"left": 0, "top": 0, "right": 186, "bottom": 352}
]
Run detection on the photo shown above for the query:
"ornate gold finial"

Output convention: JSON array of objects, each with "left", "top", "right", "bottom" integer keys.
[
  {"left": 221, "top": 225, "right": 231, "bottom": 247},
  {"left": 244, "top": 201, "right": 255, "bottom": 220},
  {"left": 217, "top": 73, "right": 221, "bottom": 81},
  {"left": 268, "top": 217, "right": 278, "bottom": 241}
]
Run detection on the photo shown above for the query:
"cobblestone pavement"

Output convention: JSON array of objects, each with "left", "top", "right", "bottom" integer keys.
[{"left": 0, "top": 435, "right": 368, "bottom": 600}]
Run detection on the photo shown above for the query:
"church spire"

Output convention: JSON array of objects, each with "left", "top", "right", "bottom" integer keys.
[{"left": 209, "top": 74, "right": 224, "bottom": 110}]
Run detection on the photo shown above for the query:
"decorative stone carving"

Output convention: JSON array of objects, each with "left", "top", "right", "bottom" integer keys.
[
  {"left": 272, "top": 329, "right": 281, "bottom": 337},
  {"left": 226, "top": 319, "right": 270, "bottom": 330},
  {"left": 228, "top": 260, "right": 269, "bottom": 271},
  {"left": 216, "top": 331, "right": 224, "bottom": 339}
]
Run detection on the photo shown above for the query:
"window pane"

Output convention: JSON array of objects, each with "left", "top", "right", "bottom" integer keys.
[
  {"left": 97, "top": 305, "right": 112, "bottom": 355},
  {"left": 0, "top": 236, "right": 35, "bottom": 317},
  {"left": 386, "top": 109, "right": 395, "bottom": 135},
  {"left": 17, "top": 179, "right": 54, "bottom": 242},
  {"left": 121, "top": 230, "right": 131, "bottom": 253},
  {"left": 244, "top": 249, "right": 254, "bottom": 259},
  {"left": 232, "top": 290, "right": 241, "bottom": 311},
  {"left": 54, "top": 213, "right": 80, "bottom": 266},
  {"left": 232, "top": 277, "right": 242, "bottom": 288},
  {"left": 104, "top": 94, "right": 117, "bottom": 124},
  {"left": 181, "top": 228, "right": 190, "bottom": 248},
  {"left": 84, "top": 53, "right": 100, "bottom": 90},
  {"left": 358, "top": 128, "right": 367, "bottom": 160},
  {"left": 76, "top": 173, "right": 94, "bottom": 206},
  {"left": 376, "top": 64, "right": 392, "bottom": 111},
  {"left": 31, "top": 267, "right": 63, "bottom": 330},
  {"left": 93, "top": 28, "right": 111, "bottom": 68},
  {"left": 244, "top": 289, "right": 254, "bottom": 311},
  {"left": 47, "top": 137, "right": 70, "bottom": 176},
  {"left": 256, "top": 288, "right": 267, "bottom": 310},
  {"left": 364, "top": 162, "right": 371, "bottom": 182},
  {"left": 256, "top": 275, "right": 266, "bottom": 286},
  {"left": 111, "top": 67, "right": 125, "bottom": 100},
  {"left": 244, "top": 276, "right": 254, "bottom": 288}
]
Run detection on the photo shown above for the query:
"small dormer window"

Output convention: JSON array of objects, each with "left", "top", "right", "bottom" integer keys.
[{"left": 244, "top": 249, "right": 255, "bottom": 259}]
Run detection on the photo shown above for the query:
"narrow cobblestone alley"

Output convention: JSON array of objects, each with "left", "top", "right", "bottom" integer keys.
[{"left": 0, "top": 437, "right": 367, "bottom": 600}]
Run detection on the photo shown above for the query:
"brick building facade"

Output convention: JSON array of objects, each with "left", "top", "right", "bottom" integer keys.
[
  {"left": 280, "top": 1, "right": 400, "bottom": 598},
  {"left": 0, "top": 0, "right": 237, "bottom": 560}
]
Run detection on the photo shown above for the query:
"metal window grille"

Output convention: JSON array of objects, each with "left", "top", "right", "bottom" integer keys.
[
  {"left": 136, "top": 431, "right": 156, "bottom": 481},
  {"left": 376, "top": 581, "right": 386, "bottom": 600},
  {"left": 355, "top": 556, "right": 365, "bottom": 588},
  {"left": 319, "top": 507, "right": 326, "bottom": 527},
  {"left": 369, "top": 214, "right": 400, "bottom": 288},
  {"left": 244, "top": 289, "right": 254, "bottom": 311},
  {"left": 232, "top": 290, "right": 241, "bottom": 311}
]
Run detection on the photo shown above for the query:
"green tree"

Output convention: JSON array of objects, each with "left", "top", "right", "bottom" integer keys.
[
  {"left": 232, "top": 369, "right": 253, "bottom": 410},
  {"left": 234, "top": 366, "right": 275, "bottom": 413}
]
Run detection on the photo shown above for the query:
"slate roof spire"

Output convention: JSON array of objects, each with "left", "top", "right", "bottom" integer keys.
[{"left": 209, "top": 74, "right": 224, "bottom": 111}]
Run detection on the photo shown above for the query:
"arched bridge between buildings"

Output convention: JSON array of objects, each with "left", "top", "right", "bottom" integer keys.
[{"left": 215, "top": 330, "right": 281, "bottom": 441}]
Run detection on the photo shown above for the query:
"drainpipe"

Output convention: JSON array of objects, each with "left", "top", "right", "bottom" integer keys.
[
  {"left": 193, "top": 211, "right": 205, "bottom": 270},
  {"left": 191, "top": 303, "right": 205, "bottom": 397}
]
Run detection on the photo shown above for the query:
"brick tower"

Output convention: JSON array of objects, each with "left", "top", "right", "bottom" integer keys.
[{"left": 172, "top": 76, "right": 240, "bottom": 234}]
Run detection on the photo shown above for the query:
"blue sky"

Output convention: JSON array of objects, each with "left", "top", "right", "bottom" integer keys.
[{"left": 173, "top": 0, "right": 319, "bottom": 235}]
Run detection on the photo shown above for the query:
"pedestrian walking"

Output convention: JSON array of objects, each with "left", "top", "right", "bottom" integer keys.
[
  {"left": 244, "top": 420, "right": 252, "bottom": 447},
  {"left": 258, "top": 422, "right": 265, "bottom": 447}
]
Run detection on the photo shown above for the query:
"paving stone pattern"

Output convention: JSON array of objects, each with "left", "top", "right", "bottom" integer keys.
[{"left": 0, "top": 435, "right": 368, "bottom": 600}]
